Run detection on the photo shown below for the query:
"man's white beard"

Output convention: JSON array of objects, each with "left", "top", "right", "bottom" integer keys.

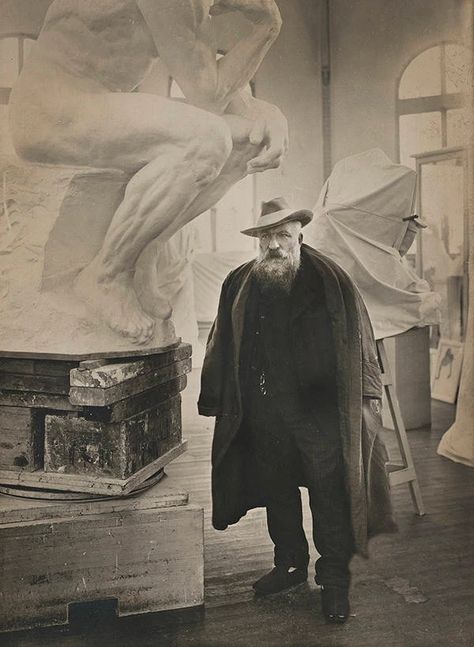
[{"left": 253, "top": 245, "right": 301, "bottom": 293}]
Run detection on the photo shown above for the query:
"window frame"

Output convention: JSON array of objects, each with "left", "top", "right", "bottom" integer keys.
[{"left": 395, "top": 41, "right": 467, "bottom": 163}]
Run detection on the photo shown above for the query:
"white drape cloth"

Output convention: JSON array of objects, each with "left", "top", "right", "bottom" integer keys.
[{"left": 305, "top": 149, "right": 441, "bottom": 340}]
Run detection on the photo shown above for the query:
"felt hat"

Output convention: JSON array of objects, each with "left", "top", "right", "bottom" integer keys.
[{"left": 241, "top": 197, "right": 313, "bottom": 237}]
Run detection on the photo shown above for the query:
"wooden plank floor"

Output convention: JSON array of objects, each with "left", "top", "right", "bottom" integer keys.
[{"left": 3, "top": 368, "right": 474, "bottom": 647}]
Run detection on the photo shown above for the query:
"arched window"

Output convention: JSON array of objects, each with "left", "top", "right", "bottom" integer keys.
[
  {"left": 397, "top": 43, "right": 470, "bottom": 168},
  {"left": 397, "top": 43, "right": 470, "bottom": 343}
]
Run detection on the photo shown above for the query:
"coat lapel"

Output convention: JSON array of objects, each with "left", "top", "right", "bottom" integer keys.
[
  {"left": 290, "top": 251, "right": 327, "bottom": 323},
  {"left": 290, "top": 278, "right": 319, "bottom": 322},
  {"left": 231, "top": 261, "right": 255, "bottom": 408}
]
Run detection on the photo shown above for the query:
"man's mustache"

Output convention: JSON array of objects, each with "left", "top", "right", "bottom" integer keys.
[{"left": 264, "top": 249, "right": 287, "bottom": 259}]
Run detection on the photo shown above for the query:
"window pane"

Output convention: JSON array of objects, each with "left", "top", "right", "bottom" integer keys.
[
  {"left": 447, "top": 108, "right": 470, "bottom": 147},
  {"left": 0, "top": 38, "right": 19, "bottom": 87},
  {"left": 399, "top": 112, "right": 442, "bottom": 168},
  {"left": 445, "top": 44, "right": 470, "bottom": 94},
  {"left": 399, "top": 47, "right": 442, "bottom": 99}
]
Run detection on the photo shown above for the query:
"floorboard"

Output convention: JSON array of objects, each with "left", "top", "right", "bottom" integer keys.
[{"left": 3, "top": 369, "right": 473, "bottom": 647}]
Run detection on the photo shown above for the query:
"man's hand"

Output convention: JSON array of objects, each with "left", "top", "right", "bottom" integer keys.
[{"left": 210, "top": 0, "right": 281, "bottom": 26}]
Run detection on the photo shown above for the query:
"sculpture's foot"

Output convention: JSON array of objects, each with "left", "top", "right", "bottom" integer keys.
[{"left": 74, "top": 262, "right": 155, "bottom": 345}]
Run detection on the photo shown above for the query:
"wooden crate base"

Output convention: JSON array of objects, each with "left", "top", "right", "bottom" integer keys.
[
  {"left": 0, "top": 481, "right": 204, "bottom": 632},
  {"left": 0, "top": 344, "right": 191, "bottom": 495}
]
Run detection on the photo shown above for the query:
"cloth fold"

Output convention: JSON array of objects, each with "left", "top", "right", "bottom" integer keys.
[{"left": 305, "top": 149, "right": 441, "bottom": 339}]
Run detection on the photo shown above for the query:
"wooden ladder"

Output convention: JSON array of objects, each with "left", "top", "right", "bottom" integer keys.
[{"left": 377, "top": 339, "right": 425, "bottom": 516}]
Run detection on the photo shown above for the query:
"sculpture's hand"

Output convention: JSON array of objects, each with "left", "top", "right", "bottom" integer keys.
[
  {"left": 210, "top": 0, "right": 281, "bottom": 25},
  {"left": 244, "top": 98, "right": 289, "bottom": 173}
]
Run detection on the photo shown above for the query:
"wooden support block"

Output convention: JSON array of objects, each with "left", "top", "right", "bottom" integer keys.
[
  {"left": 73, "top": 343, "right": 192, "bottom": 386},
  {"left": 0, "top": 406, "right": 44, "bottom": 471},
  {"left": 0, "top": 357, "right": 77, "bottom": 398},
  {"left": 0, "top": 482, "right": 189, "bottom": 524},
  {"left": 0, "top": 390, "right": 78, "bottom": 411},
  {"left": 0, "top": 442, "right": 187, "bottom": 496},
  {"left": 0, "top": 466, "right": 166, "bottom": 502},
  {"left": 0, "top": 372, "right": 71, "bottom": 395},
  {"left": 0, "top": 359, "right": 79, "bottom": 377},
  {"left": 45, "top": 395, "right": 182, "bottom": 479},
  {"left": 83, "top": 375, "right": 187, "bottom": 423},
  {"left": 69, "top": 358, "right": 192, "bottom": 406},
  {"left": 0, "top": 483, "right": 204, "bottom": 632}
]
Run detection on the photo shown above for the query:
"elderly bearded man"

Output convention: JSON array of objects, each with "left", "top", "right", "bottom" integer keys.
[{"left": 198, "top": 197, "right": 397, "bottom": 623}]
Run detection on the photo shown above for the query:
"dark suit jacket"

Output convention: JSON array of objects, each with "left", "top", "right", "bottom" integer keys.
[{"left": 198, "top": 244, "right": 397, "bottom": 557}]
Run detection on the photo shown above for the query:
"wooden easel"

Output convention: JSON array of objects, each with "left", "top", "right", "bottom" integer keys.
[{"left": 377, "top": 339, "right": 425, "bottom": 516}]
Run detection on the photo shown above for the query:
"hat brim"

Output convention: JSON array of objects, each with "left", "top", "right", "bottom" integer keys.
[{"left": 241, "top": 209, "right": 313, "bottom": 237}]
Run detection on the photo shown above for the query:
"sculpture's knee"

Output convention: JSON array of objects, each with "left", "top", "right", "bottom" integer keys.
[{"left": 187, "top": 116, "right": 233, "bottom": 189}]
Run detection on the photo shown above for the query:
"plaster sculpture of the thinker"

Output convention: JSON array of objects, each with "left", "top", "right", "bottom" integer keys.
[{"left": 9, "top": 0, "right": 288, "bottom": 345}]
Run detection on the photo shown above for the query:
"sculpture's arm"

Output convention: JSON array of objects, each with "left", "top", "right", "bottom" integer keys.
[
  {"left": 136, "top": 0, "right": 281, "bottom": 114},
  {"left": 225, "top": 90, "right": 289, "bottom": 172}
]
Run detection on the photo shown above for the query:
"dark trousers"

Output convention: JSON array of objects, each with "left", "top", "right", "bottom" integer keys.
[{"left": 245, "top": 390, "right": 354, "bottom": 589}]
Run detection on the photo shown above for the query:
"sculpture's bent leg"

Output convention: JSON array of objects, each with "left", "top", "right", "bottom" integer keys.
[
  {"left": 74, "top": 108, "right": 233, "bottom": 345},
  {"left": 133, "top": 116, "right": 263, "bottom": 325},
  {"left": 157, "top": 114, "right": 263, "bottom": 242},
  {"left": 11, "top": 85, "right": 257, "bottom": 345}
]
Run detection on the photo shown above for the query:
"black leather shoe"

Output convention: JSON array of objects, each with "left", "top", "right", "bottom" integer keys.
[
  {"left": 253, "top": 566, "right": 308, "bottom": 596},
  {"left": 320, "top": 586, "right": 350, "bottom": 624}
]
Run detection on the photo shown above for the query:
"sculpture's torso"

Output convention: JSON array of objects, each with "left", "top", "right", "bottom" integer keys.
[{"left": 19, "top": 0, "right": 159, "bottom": 92}]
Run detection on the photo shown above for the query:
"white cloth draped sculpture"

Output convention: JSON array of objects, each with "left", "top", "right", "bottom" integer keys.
[{"left": 305, "top": 149, "right": 441, "bottom": 340}]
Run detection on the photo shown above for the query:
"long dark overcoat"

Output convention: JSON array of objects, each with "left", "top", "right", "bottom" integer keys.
[{"left": 198, "top": 244, "right": 397, "bottom": 557}]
